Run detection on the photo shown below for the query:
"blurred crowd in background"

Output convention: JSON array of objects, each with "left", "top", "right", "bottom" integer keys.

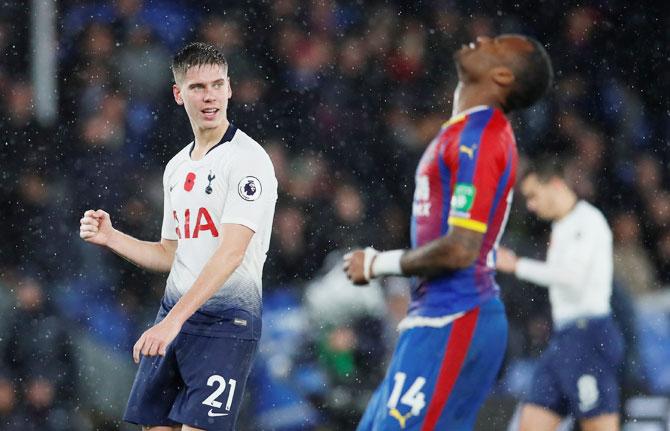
[{"left": 0, "top": 0, "right": 668, "bottom": 429}]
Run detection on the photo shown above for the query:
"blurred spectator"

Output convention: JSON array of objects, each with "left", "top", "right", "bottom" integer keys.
[
  {"left": 0, "top": 11, "right": 29, "bottom": 76},
  {"left": 386, "top": 20, "right": 426, "bottom": 82},
  {"left": 266, "top": 205, "right": 310, "bottom": 285},
  {"left": 656, "top": 231, "right": 670, "bottom": 283},
  {"left": 0, "top": 81, "right": 53, "bottom": 192},
  {"left": 199, "top": 16, "right": 255, "bottom": 79},
  {"left": 116, "top": 25, "right": 172, "bottom": 103},
  {"left": 327, "top": 182, "right": 371, "bottom": 249},
  {"left": 61, "top": 22, "right": 119, "bottom": 122},
  {"left": 381, "top": 277, "right": 411, "bottom": 350},
  {"left": 612, "top": 212, "right": 659, "bottom": 295},
  {"left": 0, "top": 375, "right": 22, "bottom": 428},
  {"left": 634, "top": 154, "right": 664, "bottom": 204},
  {"left": 2, "top": 277, "right": 77, "bottom": 400},
  {"left": 303, "top": 253, "right": 388, "bottom": 428},
  {"left": 647, "top": 192, "right": 670, "bottom": 231}
]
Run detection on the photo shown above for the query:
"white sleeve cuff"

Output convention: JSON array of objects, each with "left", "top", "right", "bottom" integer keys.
[{"left": 371, "top": 249, "right": 405, "bottom": 278}]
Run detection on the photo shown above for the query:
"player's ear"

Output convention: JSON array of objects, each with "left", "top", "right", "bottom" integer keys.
[
  {"left": 549, "top": 176, "right": 564, "bottom": 189},
  {"left": 226, "top": 77, "right": 232, "bottom": 100},
  {"left": 173, "top": 84, "right": 184, "bottom": 105},
  {"left": 491, "top": 66, "right": 515, "bottom": 87}
]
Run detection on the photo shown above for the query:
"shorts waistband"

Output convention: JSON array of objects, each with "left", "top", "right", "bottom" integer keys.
[
  {"left": 554, "top": 313, "right": 612, "bottom": 332},
  {"left": 397, "top": 311, "right": 465, "bottom": 332}
]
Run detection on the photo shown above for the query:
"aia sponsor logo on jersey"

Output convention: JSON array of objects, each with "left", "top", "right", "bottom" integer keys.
[{"left": 173, "top": 207, "right": 219, "bottom": 239}]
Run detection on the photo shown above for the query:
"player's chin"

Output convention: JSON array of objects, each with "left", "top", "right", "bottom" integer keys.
[
  {"left": 452, "top": 56, "right": 467, "bottom": 76},
  {"left": 197, "top": 119, "right": 224, "bottom": 130}
]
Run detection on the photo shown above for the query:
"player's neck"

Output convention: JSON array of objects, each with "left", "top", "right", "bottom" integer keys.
[
  {"left": 555, "top": 191, "right": 579, "bottom": 220},
  {"left": 192, "top": 120, "right": 230, "bottom": 158},
  {"left": 451, "top": 82, "right": 501, "bottom": 117}
]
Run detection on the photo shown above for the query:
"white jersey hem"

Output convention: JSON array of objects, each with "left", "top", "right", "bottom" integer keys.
[{"left": 397, "top": 311, "right": 465, "bottom": 332}]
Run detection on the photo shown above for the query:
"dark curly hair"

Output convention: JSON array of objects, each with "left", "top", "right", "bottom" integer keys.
[{"left": 502, "top": 37, "right": 553, "bottom": 113}]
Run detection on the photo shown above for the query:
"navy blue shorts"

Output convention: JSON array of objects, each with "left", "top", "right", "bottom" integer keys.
[
  {"left": 526, "top": 315, "right": 625, "bottom": 418},
  {"left": 123, "top": 331, "right": 257, "bottom": 430},
  {"left": 357, "top": 297, "right": 508, "bottom": 431}
]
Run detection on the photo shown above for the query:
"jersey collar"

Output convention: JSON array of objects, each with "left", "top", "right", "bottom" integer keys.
[
  {"left": 189, "top": 123, "right": 238, "bottom": 158},
  {"left": 443, "top": 105, "right": 491, "bottom": 128}
]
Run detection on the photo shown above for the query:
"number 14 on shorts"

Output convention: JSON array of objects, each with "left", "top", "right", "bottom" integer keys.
[
  {"left": 202, "top": 375, "right": 237, "bottom": 417},
  {"left": 387, "top": 372, "right": 427, "bottom": 428}
]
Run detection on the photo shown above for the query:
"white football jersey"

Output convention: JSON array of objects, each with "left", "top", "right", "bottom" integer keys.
[
  {"left": 160, "top": 125, "right": 277, "bottom": 327},
  {"left": 515, "top": 201, "right": 613, "bottom": 326}
]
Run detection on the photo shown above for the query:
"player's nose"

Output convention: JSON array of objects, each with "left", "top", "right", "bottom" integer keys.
[{"left": 203, "top": 86, "right": 217, "bottom": 102}]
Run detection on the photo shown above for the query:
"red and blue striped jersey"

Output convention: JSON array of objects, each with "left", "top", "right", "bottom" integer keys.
[{"left": 409, "top": 106, "right": 518, "bottom": 317}]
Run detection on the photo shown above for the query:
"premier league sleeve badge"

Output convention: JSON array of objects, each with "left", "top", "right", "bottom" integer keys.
[{"left": 238, "top": 176, "right": 262, "bottom": 201}]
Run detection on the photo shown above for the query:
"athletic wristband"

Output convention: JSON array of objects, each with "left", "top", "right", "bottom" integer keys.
[
  {"left": 370, "top": 249, "right": 405, "bottom": 278},
  {"left": 362, "top": 247, "right": 378, "bottom": 281}
]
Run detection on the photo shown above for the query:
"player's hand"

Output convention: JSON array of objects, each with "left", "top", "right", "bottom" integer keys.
[
  {"left": 496, "top": 246, "right": 518, "bottom": 273},
  {"left": 132, "top": 317, "right": 182, "bottom": 364},
  {"left": 79, "top": 209, "right": 115, "bottom": 246},
  {"left": 343, "top": 248, "right": 377, "bottom": 285}
]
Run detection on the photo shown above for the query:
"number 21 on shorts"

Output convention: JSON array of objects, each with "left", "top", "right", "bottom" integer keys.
[{"left": 202, "top": 375, "right": 237, "bottom": 416}]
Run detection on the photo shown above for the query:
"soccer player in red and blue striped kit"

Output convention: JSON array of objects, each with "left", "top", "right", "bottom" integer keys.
[{"left": 344, "top": 34, "right": 553, "bottom": 430}]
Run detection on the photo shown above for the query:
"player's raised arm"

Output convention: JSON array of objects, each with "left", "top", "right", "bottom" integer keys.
[{"left": 79, "top": 209, "right": 176, "bottom": 273}]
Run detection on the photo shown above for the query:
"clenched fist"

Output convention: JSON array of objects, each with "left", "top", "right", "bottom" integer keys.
[{"left": 79, "top": 209, "right": 114, "bottom": 246}]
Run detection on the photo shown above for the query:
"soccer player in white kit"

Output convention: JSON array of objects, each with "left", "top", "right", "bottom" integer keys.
[
  {"left": 497, "top": 158, "right": 624, "bottom": 431},
  {"left": 79, "top": 42, "right": 277, "bottom": 431}
]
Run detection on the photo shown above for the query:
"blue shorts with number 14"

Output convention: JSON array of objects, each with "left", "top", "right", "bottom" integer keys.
[{"left": 358, "top": 297, "right": 507, "bottom": 431}]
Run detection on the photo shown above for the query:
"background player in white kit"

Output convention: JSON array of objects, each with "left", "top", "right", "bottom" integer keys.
[
  {"left": 79, "top": 42, "right": 277, "bottom": 431},
  {"left": 497, "top": 158, "right": 624, "bottom": 431}
]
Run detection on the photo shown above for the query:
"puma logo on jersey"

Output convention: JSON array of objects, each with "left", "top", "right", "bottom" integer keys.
[
  {"left": 459, "top": 144, "right": 477, "bottom": 159},
  {"left": 389, "top": 408, "right": 412, "bottom": 429}
]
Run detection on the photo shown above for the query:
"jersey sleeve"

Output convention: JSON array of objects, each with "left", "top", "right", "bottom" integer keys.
[
  {"left": 447, "top": 115, "right": 508, "bottom": 234},
  {"left": 220, "top": 148, "right": 278, "bottom": 232},
  {"left": 516, "top": 213, "right": 611, "bottom": 291},
  {"left": 161, "top": 167, "right": 178, "bottom": 240}
]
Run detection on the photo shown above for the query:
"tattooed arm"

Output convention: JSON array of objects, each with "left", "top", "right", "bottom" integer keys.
[
  {"left": 344, "top": 226, "right": 483, "bottom": 284},
  {"left": 399, "top": 226, "right": 483, "bottom": 277}
]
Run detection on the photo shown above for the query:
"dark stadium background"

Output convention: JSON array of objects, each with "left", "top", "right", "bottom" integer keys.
[{"left": 0, "top": 0, "right": 668, "bottom": 430}]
